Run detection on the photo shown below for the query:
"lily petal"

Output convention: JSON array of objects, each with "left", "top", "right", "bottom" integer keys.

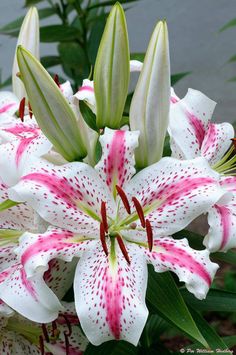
[
  {"left": 9, "top": 159, "right": 116, "bottom": 231},
  {"left": 74, "top": 241, "right": 148, "bottom": 346},
  {"left": 16, "top": 227, "right": 97, "bottom": 279},
  {"left": 144, "top": 237, "right": 218, "bottom": 299},
  {"left": 95, "top": 128, "right": 139, "bottom": 195},
  {"left": 59, "top": 80, "right": 73, "bottom": 100},
  {"left": 201, "top": 122, "right": 234, "bottom": 166},
  {"left": 169, "top": 88, "right": 216, "bottom": 160},
  {"left": 130, "top": 60, "right": 143, "bottom": 72},
  {"left": 0, "top": 92, "right": 19, "bottom": 119},
  {"left": 204, "top": 176, "right": 236, "bottom": 252},
  {"left": 74, "top": 79, "right": 96, "bottom": 113},
  {"left": 0, "top": 133, "right": 52, "bottom": 186},
  {"left": 0, "top": 261, "right": 62, "bottom": 323},
  {"left": 125, "top": 157, "right": 225, "bottom": 235}
]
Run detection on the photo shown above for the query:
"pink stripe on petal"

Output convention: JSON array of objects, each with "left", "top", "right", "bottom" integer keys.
[
  {"left": 15, "top": 137, "right": 35, "bottom": 167},
  {"left": 170, "top": 96, "right": 179, "bottom": 104},
  {"left": 201, "top": 123, "right": 216, "bottom": 156},
  {"left": 215, "top": 205, "right": 231, "bottom": 249},
  {"left": 21, "top": 172, "right": 82, "bottom": 208},
  {"left": 0, "top": 103, "right": 17, "bottom": 114},
  {"left": 79, "top": 86, "right": 94, "bottom": 93},
  {"left": 105, "top": 131, "right": 126, "bottom": 188},
  {"left": 20, "top": 267, "right": 38, "bottom": 300},
  {"left": 186, "top": 110, "right": 205, "bottom": 146},
  {"left": 143, "top": 177, "right": 215, "bottom": 207},
  {"left": 104, "top": 266, "right": 122, "bottom": 339},
  {"left": 21, "top": 230, "right": 74, "bottom": 266}
]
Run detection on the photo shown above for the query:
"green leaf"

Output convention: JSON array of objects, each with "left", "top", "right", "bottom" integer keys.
[
  {"left": 40, "top": 25, "right": 80, "bottom": 43},
  {"left": 130, "top": 52, "right": 145, "bottom": 61},
  {"left": 84, "top": 341, "right": 138, "bottom": 355},
  {"left": 0, "top": 199, "right": 19, "bottom": 212},
  {"left": 220, "top": 18, "right": 236, "bottom": 32},
  {"left": 222, "top": 336, "right": 236, "bottom": 348},
  {"left": 17, "top": 46, "right": 87, "bottom": 162},
  {"left": 94, "top": 3, "right": 130, "bottom": 129},
  {"left": 40, "top": 56, "right": 61, "bottom": 69},
  {"left": 186, "top": 308, "right": 228, "bottom": 353},
  {"left": 0, "top": 8, "right": 56, "bottom": 36},
  {"left": 228, "top": 54, "right": 236, "bottom": 63},
  {"left": 25, "top": 0, "right": 45, "bottom": 5},
  {"left": 88, "top": 0, "right": 139, "bottom": 10},
  {"left": 140, "top": 314, "right": 169, "bottom": 348},
  {"left": 171, "top": 72, "right": 190, "bottom": 85},
  {"left": 181, "top": 288, "right": 236, "bottom": 312},
  {"left": 58, "top": 42, "right": 88, "bottom": 83},
  {"left": 88, "top": 13, "right": 107, "bottom": 65},
  {"left": 79, "top": 101, "right": 98, "bottom": 132},
  {"left": 146, "top": 266, "right": 207, "bottom": 347}
]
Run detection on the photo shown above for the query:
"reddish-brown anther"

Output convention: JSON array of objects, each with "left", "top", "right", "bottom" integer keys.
[
  {"left": 100, "top": 222, "right": 108, "bottom": 256},
  {"left": 101, "top": 201, "right": 108, "bottom": 233},
  {"left": 64, "top": 331, "right": 70, "bottom": 355},
  {"left": 231, "top": 138, "right": 236, "bottom": 150},
  {"left": 146, "top": 219, "right": 153, "bottom": 252},
  {"left": 116, "top": 185, "right": 131, "bottom": 214},
  {"left": 132, "top": 197, "right": 145, "bottom": 228},
  {"left": 42, "top": 324, "right": 50, "bottom": 343},
  {"left": 54, "top": 74, "right": 60, "bottom": 88},
  {"left": 39, "top": 335, "right": 45, "bottom": 355},
  {"left": 116, "top": 234, "right": 130, "bottom": 264},
  {"left": 19, "top": 97, "right": 25, "bottom": 122},
  {"left": 62, "top": 314, "right": 72, "bottom": 337},
  {"left": 28, "top": 101, "right": 33, "bottom": 118},
  {"left": 51, "top": 320, "right": 57, "bottom": 338}
]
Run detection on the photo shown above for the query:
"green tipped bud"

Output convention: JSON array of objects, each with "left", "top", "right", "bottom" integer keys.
[
  {"left": 94, "top": 3, "right": 130, "bottom": 129},
  {"left": 130, "top": 20, "right": 170, "bottom": 168},
  {"left": 17, "top": 46, "right": 87, "bottom": 162},
  {"left": 12, "top": 7, "right": 39, "bottom": 100}
]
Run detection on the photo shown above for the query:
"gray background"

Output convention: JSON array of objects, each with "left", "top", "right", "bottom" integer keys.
[{"left": 1, "top": 0, "right": 236, "bottom": 123}]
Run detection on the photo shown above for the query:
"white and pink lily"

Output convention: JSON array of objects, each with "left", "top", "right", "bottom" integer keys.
[
  {"left": 74, "top": 60, "right": 143, "bottom": 114},
  {"left": 0, "top": 302, "right": 88, "bottom": 354},
  {"left": 169, "top": 88, "right": 236, "bottom": 252},
  {"left": 6, "top": 128, "right": 225, "bottom": 345}
]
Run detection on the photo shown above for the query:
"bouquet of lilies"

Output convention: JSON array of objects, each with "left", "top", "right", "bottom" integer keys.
[{"left": 0, "top": 3, "right": 236, "bottom": 354}]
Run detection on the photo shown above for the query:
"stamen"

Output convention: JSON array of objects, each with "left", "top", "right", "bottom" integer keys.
[
  {"left": 28, "top": 102, "right": 33, "bottom": 118},
  {"left": 54, "top": 74, "right": 60, "bottom": 88},
  {"left": 64, "top": 331, "right": 70, "bottom": 355},
  {"left": 51, "top": 320, "right": 57, "bottom": 338},
  {"left": 62, "top": 314, "right": 72, "bottom": 337},
  {"left": 39, "top": 335, "right": 45, "bottom": 355},
  {"left": 116, "top": 234, "right": 130, "bottom": 264},
  {"left": 231, "top": 138, "right": 236, "bottom": 150},
  {"left": 130, "top": 222, "right": 137, "bottom": 229},
  {"left": 145, "top": 219, "right": 153, "bottom": 252},
  {"left": 132, "top": 197, "right": 145, "bottom": 228},
  {"left": 19, "top": 97, "right": 25, "bottom": 122},
  {"left": 116, "top": 185, "right": 131, "bottom": 214},
  {"left": 101, "top": 201, "right": 108, "bottom": 233},
  {"left": 100, "top": 222, "right": 108, "bottom": 256},
  {"left": 42, "top": 324, "right": 50, "bottom": 343}
]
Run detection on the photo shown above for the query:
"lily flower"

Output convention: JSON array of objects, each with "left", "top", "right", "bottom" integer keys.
[
  {"left": 7, "top": 128, "right": 224, "bottom": 345},
  {"left": 169, "top": 88, "right": 236, "bottom": 252},
  {"left": 0, "top": 302, "right": 88, "bottom": 354},
  {"left": 74, "top": 60, "right": 143, "bottom": 114}
]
